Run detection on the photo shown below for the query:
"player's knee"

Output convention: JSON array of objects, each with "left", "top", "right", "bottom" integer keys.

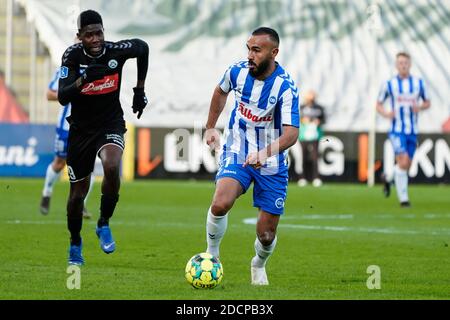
[
  {"left": 396, "top": 155, "right": 410, "bottom": 170},
  {"left": 52, "top": 160, "right": 65, "bottom": 172},
  {"left": 102, "top": 161, "right": 120, "bottom": 178},
  {"left": 68, "top": 195, "right": 84, "bottom": 205},
  {"left": 211, "top": 200, "right": 232, "bottom": 215},
  {"left": 67, "top": 195, "right": 84, "bottom": 217},
  {"left": 257, "top": 231, "right": 276, "bottom": 246},
  {"left": 398, "top": 160, "right": 410, "bottom": 170}
]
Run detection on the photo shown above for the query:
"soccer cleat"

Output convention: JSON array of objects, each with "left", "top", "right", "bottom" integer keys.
[
  {"left": 251, "top": 260, "right": 269, "bottom": 285},
  {"left": 40, "top": 196, "right": 51, "bottom": 215},
  {"left": 400, "top": 201, "right": 411, "bottom": 208},
  {"left": 297, "top": 178, "right": 308, "bottom": 187},
  {"left": 312, "top": 178, "right": 323, "bottom": 187},
  {"left": 68, "top": 240, "right": 84, "bottom": 265},
  {"left": 381, "top": 174, "right": 391, "bottom": 198},
  {"left": 82, "top": 207, "right": 92, "bottom": 219},
  {"left": 383, "top": 182, "right": 391, "bottom": 198},
  {"left": 96, "top": 225, "right": 116, "bottom": 254}
]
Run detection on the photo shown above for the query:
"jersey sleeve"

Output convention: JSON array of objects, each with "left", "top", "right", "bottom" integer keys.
[
  {"left": 377, "top": 81, "right": 390, "bottom": 103},
  {"left": 419, "top": 78, "right": 429, "bottom": 101},
  {"left": 58, "top": 45, "right": 82, "bottom": 106},
  {"left": 112, "top": 39, "right": 149, "bottom": 59},
  {"left": 218, "top": 66, "right": 233, "bottom": 93},
  {"left": 280, "top": 85, "right": 300, "bottom": 128},
  {"left": 113, "top": 39, "right": 149, "bottom": 81}
]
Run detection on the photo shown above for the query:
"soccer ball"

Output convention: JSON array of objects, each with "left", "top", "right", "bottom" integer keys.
[{"left": 185, "top": 252, "right": 223, "bottom": 289}]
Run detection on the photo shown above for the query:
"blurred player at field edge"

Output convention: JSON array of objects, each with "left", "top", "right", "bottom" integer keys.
[
  {"left": 376, "top": 52, "right": 430, "bottom": 207},
  {"left": 297, "top": 89, "right": 326, "bottom": 187}
]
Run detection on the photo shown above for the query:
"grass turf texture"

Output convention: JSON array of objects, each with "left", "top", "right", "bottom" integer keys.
[{"left": 0, "top": 179, "right": 449, "bottom": 299}]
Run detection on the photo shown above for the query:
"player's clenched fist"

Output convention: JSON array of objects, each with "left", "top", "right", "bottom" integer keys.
[
  {"left": 132, "top": 87, "right": 148, "bottom": 119},
  {"left": 243, "top": 150, "right": 267, "bottom": 169},
  {"left": 205, "top": 128, "right": 221, "bottom": 151}
]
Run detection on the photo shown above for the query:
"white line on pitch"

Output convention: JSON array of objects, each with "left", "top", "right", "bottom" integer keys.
[
  {"left": 4, "top": 220, "right": 192, "bottom": 228},
  {"left": 282, "top": 214, "right": 354, "bottom": 220},
  {"left": 280, "top": 213, "right": 450, "bottom": 220},
  {"left": 242, "top": 218, "right": 450, "bottom": 236}
]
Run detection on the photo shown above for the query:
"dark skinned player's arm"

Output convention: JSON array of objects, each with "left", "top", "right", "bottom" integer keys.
[{"left": 130, "top": 39, "right": 149, "bottom": 89}]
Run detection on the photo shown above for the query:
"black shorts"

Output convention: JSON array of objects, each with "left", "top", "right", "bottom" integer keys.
[{"left": 66, "top": 127, "right": 125, "bottom": 182}]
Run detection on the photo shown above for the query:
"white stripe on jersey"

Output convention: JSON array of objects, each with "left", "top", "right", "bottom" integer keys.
[
  {"left": 281, "top": 89, "right": 295, "bottom": 126},
  {"left": 227, "top": 104, "right": 241, "bottom": 156},
  {"left": 235, "top": 67, "right": 249, "bottom": 92}
]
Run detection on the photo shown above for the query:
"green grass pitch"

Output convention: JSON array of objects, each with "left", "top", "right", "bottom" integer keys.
[{"left": 0, "top": 178, "right": 449, "bottom": 299}]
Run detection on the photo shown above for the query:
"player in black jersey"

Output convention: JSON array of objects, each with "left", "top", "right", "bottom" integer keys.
[{"left": 58, "top": 10, "right": 149, "bottom": 265}]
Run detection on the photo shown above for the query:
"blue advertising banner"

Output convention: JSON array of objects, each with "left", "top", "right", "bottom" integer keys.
[{"left": 0, "top": 123, "right": 54, "bottom": 177}]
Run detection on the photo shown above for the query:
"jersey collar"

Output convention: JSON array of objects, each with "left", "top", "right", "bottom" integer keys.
[{"left": 83, "top": 46, "right": 106, "bottom": 59}]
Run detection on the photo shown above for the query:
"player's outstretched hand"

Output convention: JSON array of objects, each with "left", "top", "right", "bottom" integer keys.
[
  {"left": 82, "top": 64, "right": 108, "bottom": 83},
  {"left": 205, "top": 128, "right": 221, "bottom": 151},
  {"left": 132, "top": 87, "right": 148, "bottom": 119}
]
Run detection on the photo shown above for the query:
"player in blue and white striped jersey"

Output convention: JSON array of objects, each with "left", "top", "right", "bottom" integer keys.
[
  {"left": 40, "top": 68, "right": 94, "bottom": 218},
  {"left": 376, "top": 52, "right": 430, "bottom": 207},
  {"left": 204, "top": 27, "right": 299, "bottom": 285}
]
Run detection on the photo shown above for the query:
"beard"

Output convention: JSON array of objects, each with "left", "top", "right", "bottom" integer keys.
[{"left": 249, "top": 58, "right": 271, "bottom": 78}]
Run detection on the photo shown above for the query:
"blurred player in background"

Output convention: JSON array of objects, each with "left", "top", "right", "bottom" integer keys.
[
  {"left": 297, "top": 89, "right": 326, "bottom": 187},
  {"left": 376, "top": 52, "right": 430, "bottom": 207},
  {"left": 58, "top": 10, "right": 149, "bottom": 265},
  {"left": 40, "top": 66, "right": 94, "bottom": 219},
  {"left": 204, "top": 27, "right": 299, "bottom": 285}
]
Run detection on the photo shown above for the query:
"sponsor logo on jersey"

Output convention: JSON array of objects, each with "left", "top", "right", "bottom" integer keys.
[
  {"left": 222, "top": 169, "right": 237, "bottom": 175},
  {"left": 238, "top": 102, "right": 273, "bottom": 122},
  {"left": 81, "top": 73, "right": 119, "bottom": 95},
  {"left": 78, "top": 65, "right": 88, "bottom": 75},
  {"left": 396, "top": 96, "right": 417, "bottom": 105},
  {"left": 60, "top": 66, "right": 69, "bottom": 79},
  {"left": 108, "top": 59, "right": 118, "bottom": 69}
]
